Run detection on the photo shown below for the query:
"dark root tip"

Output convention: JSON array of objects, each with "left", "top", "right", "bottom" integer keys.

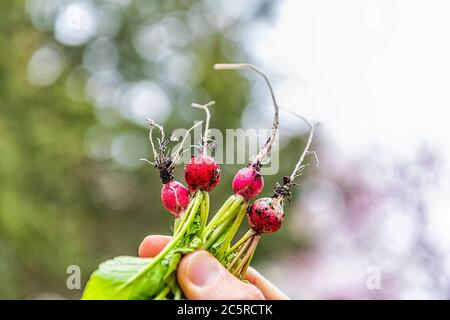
[
  {"left": 157, "top": 159, "right": 174, "bottom": 184},
  {"left": 249, "top": 160, "right": 262, "bottom": 171},
  {"left": 272, "top": 182, "right": 291, "bottom": 199}
]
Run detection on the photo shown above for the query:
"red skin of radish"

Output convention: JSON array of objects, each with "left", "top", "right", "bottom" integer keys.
[
  {"left": 232, "top": 165, "right": 264, "bottom": 200},
  {"left": 247, "top": 197, "right": 285, "bottom": 233},
  {"left": 160, "top": 180, "right": 190, "bottom": 218},
  {"left": 184, "top": 154, "right": 221, "bottom": 192}
]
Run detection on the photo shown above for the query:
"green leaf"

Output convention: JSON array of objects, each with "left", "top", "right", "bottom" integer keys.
[
  {"left": 81, "top": 256, "right": 165, "bottom": 300},
  {"left": 82, "top": 191, "right": 205, "bottom": 300}
]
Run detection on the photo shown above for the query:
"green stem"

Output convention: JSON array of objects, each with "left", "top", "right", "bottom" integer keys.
[
  {"left": 227, "top": 234, "right": 253, "bottom": 271},
  {"left": 236, "top": 234, "right": 260, "bottom": 278},
  {"left": 143, "top": 191, "right": 203, "bottom": 273},
  {"left": 174, "top": 196, "right": 196, "bottom": 236},
  {"left": 224, "top": 229, "right": 255, "bottom": 259},
  {"left": 174, "top": 287, "right": 182, "bottom": 300},
  {"left": 203, "top": 200, "right": 244, "bottom": 250},
  {"left": 203, "top": 196, "right": 243, "bottom": 244},
  {"left": 201, "top": 195, "right": 236, "bottom": 238},
  {"left": 204, "top": 222, "right": 231, "bottom": 250},
  {"left": 216, "top": 203, "right": 248, "bottom": 260},
  {"left": 212, "top": 196, "right": 243, "bottom": 228},
  {"left": 173, "top": 217, "right": 180, "bottom": 236},
  {"left": 154, "top": 286, "right": 171, "bottom": 300},
  {"left": 200, "top": 191, "right": 209, "bottom": 231}
]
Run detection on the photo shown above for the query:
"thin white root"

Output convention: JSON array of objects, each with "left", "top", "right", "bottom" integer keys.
[
  {"left": 214, "top": 63, "right": 279, "bottom": 164},
  {"left": 307, "top": 150, "right": 320, "bottom": 167},
  {"left": 289, "top": 114, "right": 317, "bottom": 181},
  {"left": 139, "top": 158, "right": 155, "bottom": 166},
  {"left": 170, "top": 121, "right": 204, "bottom": 168},
  {"left": 278, "top": 106, "right": 320, "bottom": 176},
  {"left": 146, "top": 119, "right": 162, "bottom": 161},
  {"left": 191, "top": 101, "right": 216, "bottom": 156}
]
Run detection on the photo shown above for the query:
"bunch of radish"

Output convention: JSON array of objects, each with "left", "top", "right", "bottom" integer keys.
[{"left": 82, "top": 63, "right": 317, "bottom": 300}]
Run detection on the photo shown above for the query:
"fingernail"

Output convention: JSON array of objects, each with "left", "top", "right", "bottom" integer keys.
[{"left": 185, "top": 251, "right": 222, "bottom": 287}]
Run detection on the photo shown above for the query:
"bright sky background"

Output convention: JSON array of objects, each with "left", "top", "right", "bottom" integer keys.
[
  {"left": 250, "top": 0, "right": 450, "bottom": 158},
  {"left": 247, "top": 0, "right": 450, "bottom": 298}
]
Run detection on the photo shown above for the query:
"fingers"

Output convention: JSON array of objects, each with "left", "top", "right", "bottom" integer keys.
[
  {"left": 138, "top": 236, "right": 288, "bottom": 300},
  {"left": 245, "top": 267, "right": 289, "bottom": 300},
  {"left": 138, "top": 235, "right": 172, "bottom": 258},
  {"left": 177, "top": 250, "right": 265, "bottom": 300}
]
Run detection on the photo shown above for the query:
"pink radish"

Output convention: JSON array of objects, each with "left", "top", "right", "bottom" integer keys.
[
  {"left": 141, "top": 119, "right": 202, "bottom": 217},
  {"left": 214, "top": 64, "right": 280, "bottom": 200},
  {"left": 160, "top": 180, "right": 190, "bottom": 218},
  {"left": 231, "top": 164, "right": 264, "bottom": 200}
]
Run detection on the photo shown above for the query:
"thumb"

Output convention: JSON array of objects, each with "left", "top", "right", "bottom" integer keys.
[{"left": 177, "top": 250, "right": 265, "bottom": 300}]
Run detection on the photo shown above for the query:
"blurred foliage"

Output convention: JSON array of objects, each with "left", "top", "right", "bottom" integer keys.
[{"left": 0, "top": 0, "right": 309, "bottom": 299}]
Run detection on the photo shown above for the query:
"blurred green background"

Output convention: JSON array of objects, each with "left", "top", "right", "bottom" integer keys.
[{"left": 0, "top": 0, "right": 311, "bottom": 299}]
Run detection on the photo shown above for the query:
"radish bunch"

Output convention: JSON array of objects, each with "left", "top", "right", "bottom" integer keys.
[{"left": 82, "top": 63, "right": 317, "bottom": 300}]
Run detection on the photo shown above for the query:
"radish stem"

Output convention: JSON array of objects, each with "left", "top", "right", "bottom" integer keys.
[
  {"left": 143, "top": 191, "right": 203, "bottom": 272},
  {"left": 209, "top": 196, "right": 243, "bottom": 231},
  {"left": 200, "top": 191, "right": 209, "bottom": 231},
  {"left": 233, "top": 234, "right": 260, "bottom": 277},
  {"left": 227, "top": 234, "right": 253, "bottom": 271},
  {"left": 225, "top": 229, "right": 256, "bottom": 258},
  {"left": 216, "top": 203, "right": 248, "bottom": 260},
  {"left": 154, "top": 286, "right": 170, "bottom": 300},
  {"left": 202, "top": 195, "right": 235, "bottom": 237}
]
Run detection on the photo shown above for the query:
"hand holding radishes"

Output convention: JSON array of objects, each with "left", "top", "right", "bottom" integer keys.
[
  {"left": 139, "top": 235, "right": 288, "bottom": 299},
  {"left": 82, "top": 102, "right": 219, "bottom": 300},
  {"left": 82, "top": 62, "right": 318, "bottom": 300}
]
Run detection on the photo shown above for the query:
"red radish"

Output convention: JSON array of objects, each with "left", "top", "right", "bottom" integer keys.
[
  {"left": 161, "top": 180, "right": 191, "bottom": 217},
  {"left": 184, "top": 101, "right": 221, "bottom": 192},
  {"left": 214, "top": 64, "right": 280, "bottom": 200},
  {"left": 247, "top": 197, "right": 284, "bottom": 233},
  {"left": 185, "top": 154, "right": 220, "bottom": 192},
  {"left": 141, "top": 119, "right": 202, "bottom": 217}
]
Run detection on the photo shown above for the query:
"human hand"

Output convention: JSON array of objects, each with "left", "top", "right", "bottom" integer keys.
[{"left": 139, "top": 235, "right": 289, "bottom": 300}]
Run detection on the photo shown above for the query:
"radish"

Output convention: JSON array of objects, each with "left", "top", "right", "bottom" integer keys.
[
  {"left": 199, "top": 64, "right": 281, "bottom": 261},
  {"left": 214, "top": 64, "right": 280, "bottom": 200},
  {"left": 246, "top": 196, "right": 284, "bottom": 233},
  {"left": 141, "top": 119, "right": 202, "bottom": 218},
  {"left": 225, "top": 113, "right": 318, "bottom": 278},
  {"left": 160, "top": 181, "right": 190, "bottom": 218},
  {"left": 247, "top": 113, "right": 317, "bottom": 233},
  {"left": 184, "top": 101, "right": 221, "bottom": 192}
]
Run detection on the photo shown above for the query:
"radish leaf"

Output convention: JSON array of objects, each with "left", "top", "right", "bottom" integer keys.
[{"left": 81, "top": 256, "right": 165, "bottom": 300}]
